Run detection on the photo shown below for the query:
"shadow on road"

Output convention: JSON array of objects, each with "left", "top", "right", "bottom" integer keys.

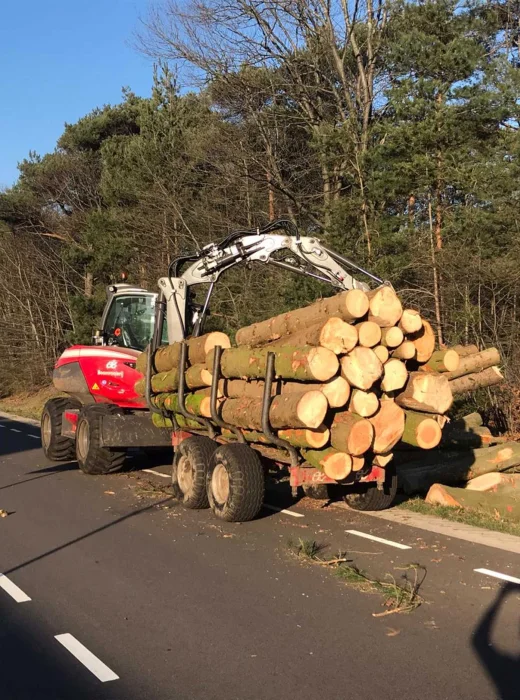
[
  {"left": 0, "top": 420, "right": 40, "bottom": 457},
  {"left": 472, "top": 582, "right": 520, "bottom": 700},
  {"left": 0, "top": 462, "right": 77, "bottom": 491}
]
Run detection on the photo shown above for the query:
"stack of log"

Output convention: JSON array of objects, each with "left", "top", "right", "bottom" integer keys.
[{"left": 134, "top": 284, "right": 505, "bottom": 484}]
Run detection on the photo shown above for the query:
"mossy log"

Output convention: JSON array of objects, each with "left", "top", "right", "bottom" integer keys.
[
  {"left": 301, "top": 448, "right": 353, "bottom": 481},
  {"left": 425, "top": 483, "right": 520, "bottom": 522},
  {"left": 331, "top": 412, "right": 374, "bottom": 456},
  {"left": 136, "top": 331, "right": 231, "bottom": 374},
  {"left": 420, "top": 349, "right": 460, "bottom": 373},
  {"left": 401, "top": 410, "right": 442, "bottom": 449},
  {"left": 444, "top": 348, "right": 501, "bottom": 380}
]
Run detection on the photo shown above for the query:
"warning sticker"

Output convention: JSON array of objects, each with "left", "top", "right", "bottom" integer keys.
[{"left": 91, "top": 383, "right": 100, "bottom": 391}]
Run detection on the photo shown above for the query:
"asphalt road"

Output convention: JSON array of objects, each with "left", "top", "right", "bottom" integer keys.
[{"left": 1, "top": 414, "right": 520, "bottom": 700}]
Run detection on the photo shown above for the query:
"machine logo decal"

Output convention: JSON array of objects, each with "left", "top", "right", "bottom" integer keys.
[{"left": 106, "top": 360, "right": 118, "bottom": 369}]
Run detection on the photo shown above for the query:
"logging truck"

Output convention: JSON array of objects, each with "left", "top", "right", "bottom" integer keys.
[{"left": 41, "top": 219, "right": 454, "bottom": 522}]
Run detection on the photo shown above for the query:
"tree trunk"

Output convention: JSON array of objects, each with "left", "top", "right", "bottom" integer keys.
[
  {"left": 152, "top": 390, "right": 215, "bottom": 418},
  {"left": 369, "top": 400, "right": 405, "bottom": 453},
  {"left": 398, "top": 309, "right": 423, "bottom": 334},
  {"left": 349, "top": 389, "right": 379, "bottom": 417},
  {"left": 444, "top": 348, "right": 501, "bottom": 380},
  {"left": 391, "top": 341, "right": 417, "bottom": 360},
  {"left": 356, "top": 321, "right": 381, "bottom": 348},
  {"left": 380, "top": 327, "right": 404, "bottom": 348},
  {"left": 136, "top": 331, "right": 231, "bottom": 374},
  {"left": 395, "top": 372, "right": 453, "bottom": 414},
  {"left": 409, "top": 320, "right": 436, "bottom": 363},
  {"left": 340, "top": 347, "right": 383, "bottom": 390},
  {"left": 331, "top": 412, "right": 374, "bottom": 456},
  {"left": 449, "top": 367, "right": 503, "bottom": 395},
  {"left": 420, "top": 349, "right": 460, "bottom": 373},
  {"left": 425, "top": 483, "right": 520, "bottom": 522},
  {"left": 451, "top": 344, "right": 479, "bottom": 358},
  {"left": 301, "top": 448, "right": 353, "bottom": 481},
  {"left": 185, "top": 364, "right": 213, "bottom": 389},
  {"left": 209, "top": 346, "right": 339, "bottom": 381},
  {"left": 366, "top": 286, "right": 403, "bottom": 327},
  {"left": 218, "top": 376, "right": 350, "bottom": 408},
  {"left": 381, "top": 359, "right": 408, "bottom": 392},
  {"left": 235, "top": 289, "right": 369, "bottom": 346},
  {"left": 220, "top": 390, "right": 328, "bottom": 430},
  {"left": 373, "top": 345, "right": 389, "bottom": 364},
  {"left": 151, "top": 412, "right": 202, "bottom": 430},
  {"left": 221, "top": 426, "right": 330, "bottom": 449},
  {"left": 401, "top": 410, "right": 442, "bottom": 449},
  {"left": 266, "top": 317, "right": 358, "bottom": 354},
  {"left": 465, "top": 473, "right": 520, "bottom": 492},
  {"left": 399, "top": 442, "right": 520, "bottom": 494}
]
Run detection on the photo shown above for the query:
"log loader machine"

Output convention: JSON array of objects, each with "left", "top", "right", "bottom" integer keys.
[{"left": 41, "top": 220, "right": 397, "bottom": 521}]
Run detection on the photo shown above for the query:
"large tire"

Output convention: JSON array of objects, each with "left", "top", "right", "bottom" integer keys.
[
  {"left": 206, "top": 444, "right": 265, "bottom": 522},
  {"left": 171, "top": 437, "right": 216, "bottom": 509},
  {"left": 75, "top": 405, "right": 126, "bottom": 475},
  {"left": 343, "top": 468, "right": 398, "bottom": 511},
  {"left": 41, "top": 397, "right": 80, "bottom": 461}
]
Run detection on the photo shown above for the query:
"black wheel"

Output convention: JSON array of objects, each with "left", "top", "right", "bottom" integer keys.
[
  {"left": 343, "top": 468, "right": 398, "bottom": 511},
  {"left": 206, "top": 444, "right": 265, "bottom": 522},
  {"left": 41, "top": 397, "right": 80, "bottom": 461},
  {"left": 302, "top": 483, "right": 330, "bottom": 500},
  {"left": 171, "top": 437, "right": 216, "bottom": 509},
  {"left": 76, "top": 405, "right": 126, "bottom": 475}
]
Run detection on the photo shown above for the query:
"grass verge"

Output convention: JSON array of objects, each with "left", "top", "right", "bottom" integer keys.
[
  {"left": 0, "top": 386, "right": 60, "bottom": 421},
  {"left": 398, "top": 496, "right": 520, "bottom": 538},
  {"left": 288, "top": 537, "right": 424, "bottom": 616}
]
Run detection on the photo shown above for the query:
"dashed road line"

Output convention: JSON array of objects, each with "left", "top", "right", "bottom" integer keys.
[
  {"left": 10, "top": 428, "right": 22, "bottom": 433},
  {"left": 0, "top": 574, "right": 32, "bottom": 603},
  {"left": 27, "top": 434, "right": 40, "bottom": 439},
  {"left": 142, "top": 468, "right": 170, "bottom": 479},
  {"left": 474, "top": 568, "right": 520, "bottom": 585},
  {"left": 346, "top": 529, "right": 411, "bottom": 550},
  {"left": 55, "top": 634, "right": 119, "bottom": 682},
  {"left": 264, "top": 504, "right": 305, "bottom": 518}
]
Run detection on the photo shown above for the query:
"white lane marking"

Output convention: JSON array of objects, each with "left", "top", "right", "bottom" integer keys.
[
  {"left": 474, "top": 568, "right": 520, "bottom": 585},
  {"left": 263, "top": 504, "right": 304, "bottom": 518},
  {"left": 142, "top": 468, "right": 170, "bottom": 479},
  {"left": 346, "top": 529, "right": 411, "bottom": 550},
  {"left": 55, "top": 634, "right": 119, "bottom": 682},
  {"left": 27, "top": 434, "right": 40, "bottom": 439},
  {"left": 10, "top": 428, "right": 21, "bottom": 433},
  {"left": 0, "top": 424, "right": 5, "bottom": 428},
  {"left": 0, "top": 574, "right": 32, "bottom": 603}
]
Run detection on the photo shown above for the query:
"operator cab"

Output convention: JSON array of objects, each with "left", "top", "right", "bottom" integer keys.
[{"left": 95, "top": 284, "right": 168, "bottom": 351}]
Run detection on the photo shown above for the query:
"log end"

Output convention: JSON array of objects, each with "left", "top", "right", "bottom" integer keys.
[
  {"left": 425, "top": 483, "right": 462, "bottom": 507},
  {"left": 308, "top": 346, "right": 340, "bottom": 382},
  {"left": 297, "top": 390, "right": 329, "bottom": 429}
]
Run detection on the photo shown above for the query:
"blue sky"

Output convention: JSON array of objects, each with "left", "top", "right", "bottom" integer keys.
[{"left": 0, "top": 0, "right": 155, "bottom": 188}]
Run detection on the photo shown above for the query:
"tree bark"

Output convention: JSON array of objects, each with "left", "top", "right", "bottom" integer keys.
[
  {"left": 301, "top": 448, "right": 353, "bottom": 481},
  {"left": 401, "top": 410, "right": 442, "bottom": 449},
  {"left": 221, "top": 426, "right": 330, "bottom": 449},
  {"left": 209, "top": 346, "right": 339, "bottom": 382},
  {"left": 444, "top": 348, "right": 501, "bottom": 380},
  {"left": 451, "top": 344, "right": 479, "bottom": 358},
  {"left": 369, "top": 400, "right": 405, "bottom": 454},
  {"left": 349, "top": 389, "right": 379, "bottom": 417},
  {"left": 420, "top": 349, "right": 460, "bottom": 373},
  {"left": 151, "top": 412, "right": 202, "bottom": 430},
  {"left": 395, "top": 372, "right": 453, "bottom": 414},
  {"left": 185, "top": 363, "right": 213, "bottom": 389},
  {"left": 366, "top": 286, "right": 403, "bottom": 327},
  {"left": 235, "top": 289, "right": 369, "bottom": 346},
  {"left": 381, "top": 359, "right": 408, "bottom": 392},
  {"left": 266, "top": 317, "right": 358, "bottom": 354},
  {"left": 465, "top": 473, "right": 520, "bottom": 492},
  {"left": 340, "top": 347, "right": 383, "bottom": 390},
  {"left": 220, "top": 390, "right": 328, "bottom": 430},
  {"left": 218, "top": 376, "right": 350, "bottom": 408},
  {"left": 331, "top": 412, "right": 374, "bottom": 456},
  {"left": 449, "top": 367, "right": 503, "bottom": 395}
]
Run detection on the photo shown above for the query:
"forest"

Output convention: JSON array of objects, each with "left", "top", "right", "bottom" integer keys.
[{"left": 0, "top": 0, "right": 518, "bottom": 427}]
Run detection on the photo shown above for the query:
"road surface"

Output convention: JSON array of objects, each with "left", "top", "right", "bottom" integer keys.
[{"left": 1, "top": 414, "right": 520, "bottom": 699}]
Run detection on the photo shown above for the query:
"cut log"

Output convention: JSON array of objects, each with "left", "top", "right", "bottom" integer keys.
[
  {"left": 380, "top": 326, "right": 404, "bottom": 348},
  {"left": 185, "top": 363, "right": 213, "bottom": 389},
  {"left": 221, "top": 425, "right": 330, "bottom": 449},
  {"left": 356, "top": 321, "right": 382, "bottom": 348},
  {"left": 208, "top": 345, "right": 339, "bottom": 382},
  {"left": 409, "top": 320, "right": 435, "bottom": 363},
  {"left": 151, "top": 390, "right": 216, "bottom": 418},
  {"left": 425, "top": 483, "right": 520, "bottom": 522},
  {"left": 381, "top": 359, "right": 408, "bottom": 392},
  {"left": 374, "top": 453, "right": 394, "bottom": 467},
  {"left": 315, "top": 376, "right": 350, "bottom": 408},
  {"left": 331, "top": 413, "right": 374, "bottom": 456},
  {"left": 395, "top": 372, "right": 453, "bottom": 414},
  {"left": 465, "top": 473, "right": 520, "bottom": 492},
  {"left": 136, "top": 332, "right": 231, "bottom": 374},
  {"left": 391, "top": 341, "right": 416, "bottom": 360},
  {"left": 220, "top": 390, "right": 328, "bottom": 430},
  {"left": 451, "top": 344, "right": 479, "bottom": 358},
  {"left": 449, "top": 367, "right": 504, "bottom": 395},
  {"left": 398, "top": 309, "right": 423, "bottom": 334},
  {"left": 218, "top": 376, "right": 349, "bottom": 408},
  {"left": 267, "top": 317, "right": 358, "bottom": 355},
  {"left": 151, "top": 412, "right": 203, "bottom": 430},
  {"left": 401, "top": 411, "right": 442, "bottom": 449},
  {"left": 135, "top": 368, "right": 180, "bottom": 395},
  {"left": 368, "top": 400, "right": 405, "bottom": 454},
  {"left": 340, "top": 347, "right": 383, "bottom": 390},
  {"left": 235, "top": 290, "right": 369, "bottom": 346},
  {"left": 420, "top": 349, "right": 460, "bottom": 373},
  {"left": 349, "top": 389, "right": 379, "bottom": 418},
  {"left": 373, "top": 345, "right": 389, "bottom": 364},
  {"left": 367, "top": 286, "right": 403, "bottom": 327},
  {"left": 444, "top": 348, "right": 501, "bottom": 380},
  {"left": 301, "top": 448, "right": 353, "bottom": 481},
  {"left": 352, "top": 456, "right": 366, "bottom": 471},
  {"left": 399, "top": 442, "right": 520, "bottom": 494}
]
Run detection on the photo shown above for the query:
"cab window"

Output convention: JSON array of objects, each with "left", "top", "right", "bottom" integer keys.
[{"left": 103, "top": 295, "right": 168, "bottom": 351}]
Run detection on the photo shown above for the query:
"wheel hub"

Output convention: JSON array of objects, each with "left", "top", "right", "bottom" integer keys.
[
  {"left": 41, "top": 412, "right": 51, "bottom": 449},
  {"left": 76, "top": 420, "right": 90, "bottom": 461},
  {"left": 177, "top": 455, "right": 194, "bottom": 494},
  {"left": 211, "top": 463, "right": 230, "bottom": 505}
]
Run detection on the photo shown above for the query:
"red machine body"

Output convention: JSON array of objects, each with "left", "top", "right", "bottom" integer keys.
[{"left": 53, "top": 345, "right": 145, "bottom": 409}]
